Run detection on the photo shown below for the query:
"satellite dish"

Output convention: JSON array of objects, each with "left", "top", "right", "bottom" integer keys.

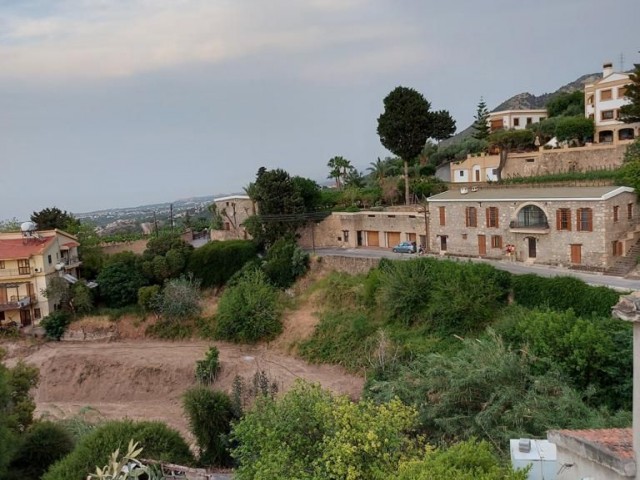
[
  {"left": 21, "top": 221, "right": 37, "bottom": 232},
  {"left": 55, "top": 262, "right": 65, "bottom": 271}
]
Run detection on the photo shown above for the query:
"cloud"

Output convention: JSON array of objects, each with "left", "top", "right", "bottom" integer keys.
[{"left": 0, "top": 0, "right": 428, "bottom": 82}]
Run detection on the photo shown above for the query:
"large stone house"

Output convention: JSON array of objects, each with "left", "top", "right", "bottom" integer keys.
[
  {"left": 427, "top": 185, "right": 637, "bottom": 270},
  {"left": 585, "top": 62, "right": 640, "bottom": 144},
  {"left": 0, "top": 228, "right": 81, "bottom": 326},
  {"left": 209, "top": 195, "right": 255, "bottom": 241}
]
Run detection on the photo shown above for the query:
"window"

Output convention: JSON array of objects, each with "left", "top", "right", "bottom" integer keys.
[
  {"left": 587, "top": 95, "right": 594, "bottom": 105},
  {"left": 612, "top": 241, "right": 624, "bottom": 257},
  {"left": 576, "top": 208, "right": 593, "bottom": 232},
  {"left": 601, "top": 89, "right": 613, "bottom": 101},
  {"left": 526, "top": 117, "right": 533, "bottom": 125},
  {"left": 619, "top": 87, "right": 627, "bottom": 98},
  {"left": 48, "top": 254, "right": 52, "bottom": 265},
  {"left": 459, "top": 171, "right": 464, "bottom": 177},
  {"left": 613, "top": 205, "right": 619, "bottom": 222},
  {"left": 486, "top": 207, "right": 499, "bottom": 228},
  {"left": 17, "top": 259, "right": 30, "bottom": 275},
  {"left": 628, "top": 203, "right": 634, "bottom": 220},
  {"left": 513, "top": 118, "right": 520, "bottom": 127},
  {"left": 387, "top": 215, "right": 396, "bottom": 218},
  {"left": 0, "top": 261, "right": 4, "bottom": 269},
  {"left": 439, "top": 206, "right": 446, "bottom": 226},
  {"left": 601, "top": 110, "right": 615, "bottom": 120},
  {"left": 526, "top": 158, "right": 535, "bottom": 163},
  {"left": 556, "top": 208, "right": 572, "bottom": 231},
  {"left": 491, "top": 235, "right": 502, "bottom": 249},
  {"left": 343, "top": 230, "right": 349, "bottom": 242},
  {"left": 465, "top": 207, "right": 477, "bottom": 227},
  {"left": 0, "top": 312, "right": 4, "bottom": 321},
  {"left": 34, "top": 308, "right": 41, "bottom": 320}
]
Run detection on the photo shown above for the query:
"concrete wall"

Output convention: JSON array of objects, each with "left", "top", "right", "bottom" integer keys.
[
  {"left": 553, "top": 444, "right": 633, "bottom": 480},
  {"left": 319, "top": 255, "right": 380, "bottom": 275}
]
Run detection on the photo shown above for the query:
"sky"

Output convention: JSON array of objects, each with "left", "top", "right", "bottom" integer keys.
[{"left": 1, "top": 0, "right": 639, "bottom": 220}]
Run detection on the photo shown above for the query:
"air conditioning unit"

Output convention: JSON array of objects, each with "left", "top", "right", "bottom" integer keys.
[
  {"left": 460, "top": 187, "right": 469, "bottom": 195},
  {"left": 34, "top": 267, "right": 42, "bottom": 273},
  {"left": 471, "top": 186, "right": 479, "bottom": 192}
]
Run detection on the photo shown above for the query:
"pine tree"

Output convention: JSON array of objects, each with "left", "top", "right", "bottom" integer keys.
[
  {"left": 620, "top": 62, "right": 640, "bottom": 124},
  {"left": 471, "top": 97, "right": 490, "bottom": 140}
]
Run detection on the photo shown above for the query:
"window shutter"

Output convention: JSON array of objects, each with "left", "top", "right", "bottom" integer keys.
[
  {"left": 567, "top": 210, "right": 572, "bottom": 231},
  {"left": 576, "top": 209, "right": 581, "bottom": 231},
  {"left": 465, "top": 208, "right": 469, "bottom": 227},
  {"left": 486, "top": 208, "right": 490, "bottom": 227},
  {"left": 494, "top": 208, "right": 499, "bottom": 228},
  {"left": 587, "top": 209, "right": 593, "bottom": 232},
  {"left": 556, "top": 210, "right": 561, "bottom": 230},
  {"left": 497, "top": 236, "right": 503, "bottom": 249}
]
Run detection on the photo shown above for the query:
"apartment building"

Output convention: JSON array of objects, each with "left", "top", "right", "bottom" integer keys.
[
  {"left": 585, "top": 62, "right": 640, "bottom": 144},
  {"left": 209, "top": 195, "right": 255, "bottom": 241},
  {"left": 0, "top": 228, "right": 81, "bottom": 326},
  {"left": 427, "top": 185, "right": 637, "bottom": 270}
]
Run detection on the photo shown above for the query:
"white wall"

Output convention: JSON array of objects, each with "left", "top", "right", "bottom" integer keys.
[{"left": 453, "top": 169, "right": 469, "bottom": 183}]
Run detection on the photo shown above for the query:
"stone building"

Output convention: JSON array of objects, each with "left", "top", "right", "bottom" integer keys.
[
  {"left": 209, "top": 195, "right": 255, "bottom": 241},
  {"left": 427, "top": 185, "right": 637, "bottom": 270}
]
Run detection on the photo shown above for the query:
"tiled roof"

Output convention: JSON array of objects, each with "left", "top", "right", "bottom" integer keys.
[
  {"left": 553, "top": 428, "right": 633, "bottom": 460},
  {"left": 62, "top": 241, "right": 80, "bottom": 248},
  {"left": 428, "top": 186, "right": 633, "bottom": 202},
  {"left": 0, "top": 237, "right": 55, "bottom": 260}
]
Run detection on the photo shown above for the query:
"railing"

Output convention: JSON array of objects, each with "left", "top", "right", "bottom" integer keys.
[
  {"left": 0, "top": 296, "right": 33, "bottom": 312},
  {"left": 0, "top": 268, "right": 30, "bottom": 277},
  {"left": 63, "top": 256, "right": 81, "bottom": 266},
  {"left": 509, "top": 220, "right": 550, "bottom": 230}
]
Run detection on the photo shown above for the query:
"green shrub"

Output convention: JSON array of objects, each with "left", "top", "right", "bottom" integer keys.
[
  {"left": 43, "top": 420, "right": 193, "bottom": 480},
  {"left": 188, "top": 240, "right": 258, "bottom": 288},
  {"left": 215, "top": 269, "right": 282, "bottom": 343},
  {"left": 195, "top": 347, "right": 220, "bottom": 385},
  {"left": 137, "top": 285, "right": 161, "bottom": 313},
  {"left": 262, "top": 238, "right": 310, "bottom": 288},
  {"left": 512, "top": 274, "right": 621, "bottom": 317},
  {"left": 145, "top": 321, "right": 195, "bottom": 340},
  {"left": 7, "top": 421, "right": 75, "bottom": 480},
  {"left": 157, "top": 276, "right": 202, "bottom": 322},
  {"left": 97, "top": 261, "right": 147, "bottom": 308},
  {"left": 316, "top": 271, "right": 367, "bottom": 311},
  {"left": 41, "top": 311, "right": 72, "bottom": 341},
  {"left": 183, "top": 387, "right": 236, "bottom": 467}
]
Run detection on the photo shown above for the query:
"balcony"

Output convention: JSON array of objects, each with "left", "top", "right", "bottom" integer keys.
[
  {"left": 509, "top": 220, "right": 550, "bottom": 234},
  {"left": 0, "top": 296, "right": 32, "bottom": 312},
  {"left": 0, "top": 268, "right": 31, "bottom": 278},
  {"left": 62, "top": 256, "right": 82, "bottom": 269}
]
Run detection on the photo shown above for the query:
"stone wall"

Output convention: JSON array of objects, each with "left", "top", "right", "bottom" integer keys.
[
  {"left": 319, "top": 255, "right": 380, "bottom": 275},
  {"left": 100, "top": 239, "right": 148, "bottom": 255},
  {"left": 502, "top": 143, "right": 627, "bottom": 178}
]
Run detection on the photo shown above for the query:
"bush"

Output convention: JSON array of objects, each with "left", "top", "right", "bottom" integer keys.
[
  {"left": 554, "top": 116, "right": 594, "bottom": 144},
  {"left": 195, "top": 347, "right": 220, "bottom": 385},
  {"left": 183, "top": 387, "right": 236, "bottom": 467},
  {"left": 7, "top": 421, "right": 75, "bottom": 480},
  {"left": 97, "top": 261, "right": 147, "bottom": 308},
  {"left": 188, "top": 240, "right": 258, "bottom": 288},
  {"left": 137, "top": 285, "right": 161, "bottom": 313},
  {"left": 43, "top": 420, "right": 193, "bottom": 480},
  {"left": 262, "top": 238, "right": 309, "bottom": 288},
  {"left": 215, "top": 269, "right": 282, "bottom": 343},
  {"left": 41, "top": 311, "right": 72, "bottom": 341},
  {"left": 157, "top": 276, "right": 202, "bottom": 322},
  {"left": 512, "top": 274, "right": 621, "bottom": 317}
]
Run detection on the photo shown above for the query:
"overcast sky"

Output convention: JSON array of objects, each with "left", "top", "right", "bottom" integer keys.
[{"left": 1, "top": 0, "right": 638, "bottom": 220}]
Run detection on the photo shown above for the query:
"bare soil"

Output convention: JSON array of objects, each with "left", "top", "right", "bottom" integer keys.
[{"left": 3, "top": 269, "right": 362, "bottom": 439}]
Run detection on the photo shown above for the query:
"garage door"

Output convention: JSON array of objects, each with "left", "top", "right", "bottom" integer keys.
[
  {"left": 407, "top": 233, "right": 416, "bottom": 243},
  {"left": 387, "top": 232, "right": 401, "bottom": 247},
  {"left": 367, "top": 231, "right": 379, "bottom": 247}
]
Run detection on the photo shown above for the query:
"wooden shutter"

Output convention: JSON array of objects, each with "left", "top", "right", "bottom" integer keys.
[
  {"left": 566, "top": 210, "right": 572, "bottom": 231},
  {"left": 465, "top": 207, "right": 469, "bottom": 227},
  {"left": 576, "top": 209, "right": 582, "bottom": 231},
  {"left": 486, "top": 208, "right": 490, "bottom": 227},
  {"left": 494, "top": 208, "right": 499, "bottom": 228},
  {"left": 439, "top": 206, "right": 446, "bottom": 226},
  {"left": 586, "top": 209, "right": 593, "bottom": 232},
  {"left": 556, "top": 210, "right": 561, "bottom": 230}
]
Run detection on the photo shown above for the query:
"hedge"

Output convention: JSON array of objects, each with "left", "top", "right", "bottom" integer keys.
[{"left": 188, "top": 240, "right": 258, "bottom": 288}]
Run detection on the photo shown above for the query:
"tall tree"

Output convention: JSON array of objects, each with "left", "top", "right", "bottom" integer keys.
[
  {"left": 327, "top": 156, "right": 353, "bottom": 189},
  {"left": 620, "top": 61, "right": 640, "bottom": 124},
  {"left": 30, "top": 207, "right": 80, "bottom": 231},
  {"left": 367, "top": 157, "right": 386, "bottom": 187},
  {"left": 377, "top": 87, "right": 455, "bottom": 205},
  {"left": 471, "top": 97, "right": 490, "bottom": 140},
  {"left": 488, "top": 129, "right": 535, "bottom": 180}
]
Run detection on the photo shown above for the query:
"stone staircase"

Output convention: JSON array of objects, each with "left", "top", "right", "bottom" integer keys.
[{"left": 606, "top": 239, "right": 640, "bottom": 277}]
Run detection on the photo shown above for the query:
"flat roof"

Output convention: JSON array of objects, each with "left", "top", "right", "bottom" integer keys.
[
  {"left": 214, "top": 195, "right": 251, "bottom": 202},
  {"left": 428, "top": 186, "right": 633, "bottom": 203}
]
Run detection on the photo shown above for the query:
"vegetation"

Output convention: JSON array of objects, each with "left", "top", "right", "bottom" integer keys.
[
  {"left": 471, "top": 97, "right": 490, "bottom": 140},
  {"left": 43, "top": 420, "right": 193, "bottom": 480},
  {"left": 215, "top": 268, "right": 282, "bottom": 343},
  {"left": 620, "top": 61, "right": 640, "bottom": 123},
  {"left": 554, "top": 116, "right": 594, "bottom": 145},
  {"left": 262, "top": 237, "right": 310, "bottom": 288},
  {"left": 618, "top": 138, "right": 640, "bottom": 192},
  {"left": 195, "top": 346, "right": 220, "bottom": 385},
  {"left": 488, "top": 129, "right": 535, "bottom": 180},
  {"left": 546, "top": 90, "right": 585, "bottom": 118},
  {"left": 88, "top": 441, "right": 162, "bottom": 480},
  {"left": 97, "top": 255, "right": 147, "bottom": 308},
  {"left": 502, "top": 168, "right": 619, "bottom": 184},
  {"left": 41, "top": 311, "right": 72, "bottom": 341},
  {"left": 30, "top": 207, "right": 80, "bottom": 231},
  {"left": 377, "top": 86, "right": 455, "bottom": 204},
  {"left": 157, "top": 275, "right": 202, "bottom": 322},
  {"left": 188, "top": 240, "right": 258, "bottom": 288},
  {"left": 140, "top": 233, "right": 193, "bottom": 285},
  {"left": 183, "top": 387, "right": 236, "bottom": 467}
]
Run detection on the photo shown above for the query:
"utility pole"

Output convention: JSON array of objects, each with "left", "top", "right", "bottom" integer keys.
[{"left": 417, "top": 201, "right": 430, "bottom": 253}]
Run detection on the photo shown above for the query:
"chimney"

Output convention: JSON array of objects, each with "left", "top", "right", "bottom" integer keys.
[{"left": 603, "top": 62, "right": 614, "bottom": 78}]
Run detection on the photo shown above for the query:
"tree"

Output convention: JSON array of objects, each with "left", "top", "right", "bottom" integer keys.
[
  {"left": 291, "top": 176, "right": 322, "bottom": 212},
  {"left": 546, "top": 90, "right": 585, "bottom": 118},
  {"left": 157, "top": 276, "right": 202, "bottom": 323},
  {"left": 487, "top": 129, "right": 535, "bottom": 180},
  {"left": 97, "top": 259, "right": 147, "bottom": 308},
  {"left": 620, "top": 62, "right": 640, "bottom": 123},
  {"left": 0, "top": 218, "right": 21, "bottom": 233},
  {"left": 367, "top": 157, "right": 387, "bottom": 187},
  {"left": 554, "top": 116, "right": 594, "bottom": 145},
  {"left": 377, "top": 87, "right": 455, "bottom": 204},
  {"left": 327, "top": 156, "right": 354, "bottom": 189},
  {"left": 208, "top": 203, "right": 224, "bottom": 230},
  {"left": 30, "top": 207, "right": 80, "bottom": 231},
  {"left": 472, "top": 97, "right": 490, "bottom": 140}
]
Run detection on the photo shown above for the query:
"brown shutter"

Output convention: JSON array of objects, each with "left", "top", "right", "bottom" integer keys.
[
  {"left": 497, "top": 236, "right": 503, "bottom": 249},
  {"left": 576, "top": 209, "right": 581, "bottom": 231},
  {"left": 567, "top": 210, "right": 572, "bottom": 231},
  {"left": 494, "top": 208, "right": 499, "bottom": 228},
  {"left": 486, "top": 208, "right": 490, "bottom": 227},
  {"left": 465, "top": 207, "right": 469, "bottom": 227},
  {"left": 587, "top": 209, "right": 593, "bottom": 232},
  {"left": 556, "top": 210, "right": 561, "bottom": 230},
  {"left": 439, "top": 206, "right": 446, "bottom": 226}
]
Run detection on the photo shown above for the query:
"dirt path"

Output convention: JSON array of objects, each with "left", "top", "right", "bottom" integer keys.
[{"left": 8, "top": 339, "right": 363, "bottom": 439}]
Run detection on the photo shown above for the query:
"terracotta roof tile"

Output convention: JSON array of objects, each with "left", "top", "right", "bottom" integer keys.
[
  {"left": 554, "top": 428, "right": 633, "bottom": 460},
  {"left": 0, "top": 237, "right": 55, "bottom": 260}
]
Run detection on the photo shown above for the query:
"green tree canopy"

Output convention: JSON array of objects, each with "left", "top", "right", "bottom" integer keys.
[
  {"left": 546, "top": 90, "right": 585, "bottom": 118},
  {"left": 554, "top": 116, "right": 594, "bottom": 145},
  {"left": 30, "top": 207, "right": 80, "bottom": 231},
  {"left": 377, "top": 86, "right": 455, "bottom": 204},
  {"left": 471, "top": 97, "right": 490, "bottom": 140},
  {"left": 620, "top": 62, "right": 640, "bottom": 123}
]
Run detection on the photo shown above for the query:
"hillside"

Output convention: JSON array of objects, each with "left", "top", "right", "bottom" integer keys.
[{"left": 440, "top": 71, "right": 601, "bottom": 147}]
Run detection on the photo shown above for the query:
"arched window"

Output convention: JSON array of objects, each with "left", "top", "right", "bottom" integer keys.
[{"left": 517, "top": 205, "right": 548, "bottom": 228}]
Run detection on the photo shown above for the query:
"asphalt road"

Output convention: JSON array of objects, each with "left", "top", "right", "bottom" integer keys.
[{"left": 313, "top": 247, "right": 640, "bottom": 291}]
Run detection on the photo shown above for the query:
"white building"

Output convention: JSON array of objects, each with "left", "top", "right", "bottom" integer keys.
[{"left": 488, "top": 109, "right": 547, "bottom": 132}]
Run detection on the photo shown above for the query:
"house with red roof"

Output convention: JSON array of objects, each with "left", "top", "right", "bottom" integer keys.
[{"left": 0, "top": 229, "right": 81, "bottom": 326}]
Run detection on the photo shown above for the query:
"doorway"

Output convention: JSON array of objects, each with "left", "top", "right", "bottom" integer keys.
[
  {"left": 357, "top": 231, "right": 363, "bottom": 247},
  {"left": 440, "top": 235, "right": 448, "bottom": 251},
  {"left": 19, "top": 309, "right": 31, "bottom": 327},
  {"left": 571, "top": 244, "right": 582, "bottom": 264},
  {"left": 477, "top": 234, "right": 486, "bottom": 256},
  {"left": 527, "top": 237, "right": 537, "bottom": 258}
]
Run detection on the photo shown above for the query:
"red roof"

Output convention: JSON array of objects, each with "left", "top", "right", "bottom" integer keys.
[
  {"left": 0, "top": 237, "right": 55, "bottom": 260},
  {"left": 62, "top": 241, "right": 80, "bottom": 248},
  {"left": 554, "top": 428, "right": 633, "bottom": 460}
]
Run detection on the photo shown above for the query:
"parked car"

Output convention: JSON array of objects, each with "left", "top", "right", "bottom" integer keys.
[{"left": 392, "top": 241, "right": 415, "bottom": 253}]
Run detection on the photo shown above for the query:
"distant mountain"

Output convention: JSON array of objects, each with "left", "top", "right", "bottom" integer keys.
[{"left": 440, "top": 71, "right": 602, "bottom": 147}]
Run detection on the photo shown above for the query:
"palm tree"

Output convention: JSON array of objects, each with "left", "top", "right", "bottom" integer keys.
[
  {"left": 327, "top": 156, "right": 352, "bottom": 189},
  {"left": 367, "top": 157, "right": 386, "bottom": 186}
]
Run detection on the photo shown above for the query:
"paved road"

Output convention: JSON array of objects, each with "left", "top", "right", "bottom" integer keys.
[{"left": 313, "top": 247, "right": 640, "bottom": 291}]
